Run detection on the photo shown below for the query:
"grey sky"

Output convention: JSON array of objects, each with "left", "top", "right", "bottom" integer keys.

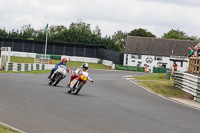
[{"left": 0, "top": 0, "right": 199, "bottom": 37}]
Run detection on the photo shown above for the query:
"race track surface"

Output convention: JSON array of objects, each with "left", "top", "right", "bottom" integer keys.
[{"left": 0, "top": 69, "right": 200, "bottom": 133}]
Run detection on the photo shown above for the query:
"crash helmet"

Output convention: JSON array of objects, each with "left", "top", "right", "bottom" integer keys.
[
  {"left": 62, "top": 58, "right": 67, "bottom": 62},
  {"left": 82, "top": 62, "right": 89, "bottom": 70}
]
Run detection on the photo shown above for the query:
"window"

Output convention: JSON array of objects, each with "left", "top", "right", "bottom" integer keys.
[
  {"left": 132, "top": 60, "right": 135, "bottom": 62},
  {"left": 154, "top": 56, "right": 162, "bottom": 61},
  {"left": 131, "top": 55, "right": 142, "bottom": 59}
]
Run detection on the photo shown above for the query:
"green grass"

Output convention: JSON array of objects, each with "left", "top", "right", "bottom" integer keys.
[
  {"left": 0, "top": 124, "right": 18, "bottom": 133},
  {"left": 0, "top": 71, "right": 13, "bottom": 74},
  {"left": 133, "top": 73, "right": 192, "bottom": 98},
  {"left": 52, "top": 59, "right": 110, "bottom": 69},
  {"left": 10, "top": 56, "right": 34, "bottom": 64},
  {"left": 134, "top": 73, "right": 166, "bottom": 80},
  {"left": 9, "top": 56, "right": 110, "bottom": 70}
]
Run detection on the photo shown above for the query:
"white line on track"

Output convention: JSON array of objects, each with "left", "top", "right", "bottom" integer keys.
[{"left": 0, "top": 121, "right": 26, "bottom": 133}]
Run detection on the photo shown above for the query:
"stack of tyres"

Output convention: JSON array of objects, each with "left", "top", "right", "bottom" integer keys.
[
  {"left": 17, "top": 64, "right": 21, "bottom": 71},
  {"left": 24, "top": 64, "right": 29, "bottom": 71},
  {"left": 36, "top": 64, "right": 40, "bottom": 70},
  {"left": 31, "top": 64, "right": 33, "bottom": 70},
  {"left": 7, "top": 62, "right": 13, "bottom": 71},
  {"left": 42, "top": 64, "right": 45, "bottom": 70}
]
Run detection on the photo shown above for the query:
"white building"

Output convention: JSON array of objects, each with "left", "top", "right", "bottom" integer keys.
[{"left": 124, "top": 36, "right": 198, "bottom": 72}]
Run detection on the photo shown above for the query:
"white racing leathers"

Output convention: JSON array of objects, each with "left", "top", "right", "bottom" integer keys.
[{"left": 75, "top": 67, "right": 93, "bottom": 81}]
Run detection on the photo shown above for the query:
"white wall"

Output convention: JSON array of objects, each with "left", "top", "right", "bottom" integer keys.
[
  {"left": 2, "top": 51, "right": 37, "bottom": 58},
  {"left": 61, "top": 56, "right": 100, "bottom": 64},
  {"left": 124, "top": 54, "right": 189, "bottom": 72}
]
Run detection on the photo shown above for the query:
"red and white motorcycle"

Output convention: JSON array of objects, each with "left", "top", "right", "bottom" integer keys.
[{"left": 67, "top": 71, "right": 89, "bottom": 95}]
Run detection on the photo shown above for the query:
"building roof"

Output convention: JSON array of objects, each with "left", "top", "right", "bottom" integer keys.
[{"left": 125, "top": 36, "right": 198, "bottom": 56}]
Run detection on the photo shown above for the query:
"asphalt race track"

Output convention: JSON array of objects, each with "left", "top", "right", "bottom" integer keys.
[{"left": 0, "top": 69, "right": 200, "bottom": 133}]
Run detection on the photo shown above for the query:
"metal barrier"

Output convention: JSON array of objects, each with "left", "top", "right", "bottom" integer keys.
[{"left": 174, "top": 72, "right": 200, "bottom": 103}]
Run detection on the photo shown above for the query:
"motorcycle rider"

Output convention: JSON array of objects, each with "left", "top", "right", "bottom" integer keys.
[
  {"left": 48, "top": 58, "right": 68, "bottom": 78},
  {"left": 67, "top": 62, "right": 94, "bottom": 86}
]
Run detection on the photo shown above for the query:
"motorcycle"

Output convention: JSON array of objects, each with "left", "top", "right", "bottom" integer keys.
[
  {"left": 49, "top": 65, "right": 67, "bottom": 86},
  {"left": 68, "top": 71, "right": 89, "bottom": 95}
]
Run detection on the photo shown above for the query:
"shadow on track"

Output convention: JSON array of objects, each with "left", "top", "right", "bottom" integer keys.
[{"left": 61, "top": 91, "right": 94, "bottom": 98}]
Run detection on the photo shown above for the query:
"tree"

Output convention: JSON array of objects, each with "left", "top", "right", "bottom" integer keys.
[
  {"left": 0, "top": 28, "right": 8, "bottom": 38},
  {"left": 67, "top": 20, "right": 92, "bottom": 44},
  {"left": 93, "top": 25, "right": 101, "bottom": 37},
  {"left": 48, "top": 25, "right": 66, "bottom": 41},
  {"left": 112, "top": 30, "right": 127, "bottom": 53},
  {"left": 7, "top": 29, "right": 20, "bottom": 39},
  {"left": 162, "top": 29, "right": 188, "bottom": 40},
  {"left": 0, "top": 21, "right": 131, "bottom": 52},
  {"left": 128, "top": 28, "right": 156, "bottom": 37},
  {"left": 186, "top": 35, "right": 200, "bottom": 41},
  {"left": 21, "top": 24, "right": 35, "bottom": 40},
  {"left": 34, "top": 29, "right": 46, "bottom": 41}
]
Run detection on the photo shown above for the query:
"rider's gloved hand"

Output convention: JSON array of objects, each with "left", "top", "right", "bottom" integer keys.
[
  {"left": 91, "top": 80, "right": 95, "bottom": 83},
  {"left": 67, "top": 68, "right": 70, "bottom": 73}
]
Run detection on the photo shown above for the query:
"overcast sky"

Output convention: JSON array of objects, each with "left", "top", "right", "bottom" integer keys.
[{"left": 0, "top": 0, "right": 200, "bottom": 37}]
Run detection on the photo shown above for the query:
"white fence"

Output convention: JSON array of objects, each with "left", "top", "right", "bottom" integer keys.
[{"left": 174, "top": 72, "right": 200, "bottom": 103}]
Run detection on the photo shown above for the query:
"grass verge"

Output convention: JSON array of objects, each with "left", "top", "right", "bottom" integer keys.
[
  {"left": 0, "top": 124, "right": 18, "bottom": 133},
  {"left": 9, "top": 56, "right": 110, "bottom": 70},
  {"left": 133, "top": 73, "right": 193, "bottom": 99},
  {"left": 10, "top": 56, "right": 34, "bottom": 64}
]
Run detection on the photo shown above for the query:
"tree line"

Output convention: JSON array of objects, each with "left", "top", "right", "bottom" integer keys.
[{"left": 0, "top": 20, "right": 199, "bottom": 53}]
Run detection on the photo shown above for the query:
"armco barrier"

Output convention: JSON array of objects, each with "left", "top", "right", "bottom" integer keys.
[
  {"left": 174, "top": 72, "right": 200, "bottom": 103},
  {"left": 115, "top": 64, "right": 145, "bottom": 72}
]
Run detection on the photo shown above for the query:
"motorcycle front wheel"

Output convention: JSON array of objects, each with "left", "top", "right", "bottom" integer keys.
[
  {"left": 48, "top": 80, "right": 52, "bottom": 85},
  {"left": 74, "top": 82, "right": 84, "bottom": 95}
]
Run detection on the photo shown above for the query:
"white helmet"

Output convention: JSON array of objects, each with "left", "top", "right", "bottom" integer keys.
[{"left": 82, "top": 62, "right": 89, "bottom": 70}]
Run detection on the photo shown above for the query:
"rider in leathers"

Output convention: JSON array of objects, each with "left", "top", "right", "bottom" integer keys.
[
  {"left": 67, "top": 63, "right": 94, "bottom": 86},
  {"left": 48, "top": 58, "right": 67, "bottom": 78}
]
